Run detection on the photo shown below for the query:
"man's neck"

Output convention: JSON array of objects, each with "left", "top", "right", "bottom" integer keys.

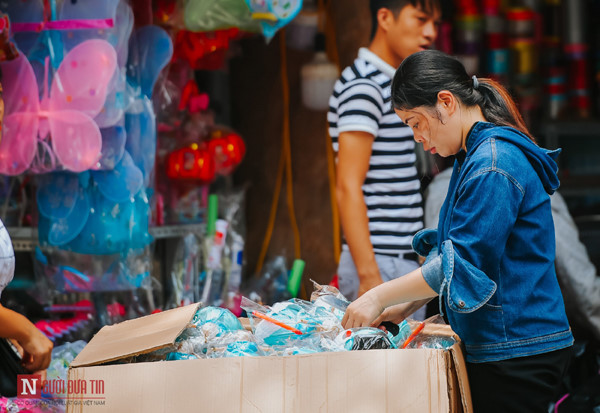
[{"left": 368, "top": 36, "right": 402, "bottom": 70}]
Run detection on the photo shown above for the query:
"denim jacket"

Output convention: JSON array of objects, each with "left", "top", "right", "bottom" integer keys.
[{"left": 415, "top": 122, "right": 573, "bottom": 363}]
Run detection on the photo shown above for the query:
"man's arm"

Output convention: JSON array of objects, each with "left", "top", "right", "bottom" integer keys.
[{"left": 336, "top": 130, "right": 382, "bottom": 296}]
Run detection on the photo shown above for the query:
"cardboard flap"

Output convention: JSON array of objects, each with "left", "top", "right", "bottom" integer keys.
[
  {"left": 71, "top": 303, "right": 200, "bottom": 368},
  {"left": 449, "top": 343, "right": 473, "bottom": 413}
]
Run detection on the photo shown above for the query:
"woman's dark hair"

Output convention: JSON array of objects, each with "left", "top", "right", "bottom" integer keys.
[
  {"left": 391, "top": 50, "right": 535, "bottom": 142},
  {"left": 369, "top": 0, "right": 440, "bottom": 40}
]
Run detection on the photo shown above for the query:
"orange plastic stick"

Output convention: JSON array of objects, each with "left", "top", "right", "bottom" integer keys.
[
  {"left": 401, "top": 321, "right": 425, "bottom": 349},
  {"left": 252, "top": 311, "right": 303, "bottom": 335}
]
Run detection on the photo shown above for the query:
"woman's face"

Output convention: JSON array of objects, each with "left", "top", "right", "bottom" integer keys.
[{"left": 395, "top": 104, "right": 463, "bottom": 157}]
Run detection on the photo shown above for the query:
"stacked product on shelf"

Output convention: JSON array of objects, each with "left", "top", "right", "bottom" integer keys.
[{"left": 0, "top": 0, "right": 173, "bottom": 328}]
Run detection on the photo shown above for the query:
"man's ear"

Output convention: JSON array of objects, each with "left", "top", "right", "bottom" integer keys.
[
  {"left": 377, "top": 8, "right": 395, "bottom": 32},
  {"left": 437, "top": 90, "right": 456, "bottom": 115}
]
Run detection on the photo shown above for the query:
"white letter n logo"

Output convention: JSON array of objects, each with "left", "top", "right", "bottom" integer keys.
[{"left": 17, "top": 374, "right": 41, "bottom": 399}]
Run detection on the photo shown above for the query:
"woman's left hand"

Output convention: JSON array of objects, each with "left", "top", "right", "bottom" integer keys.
[{"left": 342, "top": 290, "right": 385, "bottom": 329}]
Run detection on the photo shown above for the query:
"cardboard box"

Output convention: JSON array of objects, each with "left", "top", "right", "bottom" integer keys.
[{"left": 67, "top": 303, "right": 472, "bottom": 412}]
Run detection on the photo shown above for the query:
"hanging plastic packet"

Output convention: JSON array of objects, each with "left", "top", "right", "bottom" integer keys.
[
  {"left": 167, "top": 233, "right": 201, "bottom": 308},
  {"left": 200, "top": 219, "right": 229, "bottom": 306}
]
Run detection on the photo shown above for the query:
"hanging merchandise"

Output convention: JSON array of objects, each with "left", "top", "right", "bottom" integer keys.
[
  {"left": 0, "top": 40, "right": 117, "bottom": 175},
  {"left": 482, "top": 0, "right": 508, "bottom": 85},
  {"left": 0, "top": 14, "right": 18, "bottom": 62},
  {"left": 544, "top": 66, "right": 568, "bottom": 120},
  {"left": 454, "top": 12, "right": 483, "bottom": 76},
  {"left": 124, "top": 25, "right": 174, "bottom": 189},
  {"left": 166, "top": 143, "right": 215, "bottom": 182},
  {"left": 180, "top": 0, "right": 302, "bottom": 41},
  {"left": 563, "top": 0, "right": 591, "bottom": 118},
  {"left": 156, "top": 75, "right": 213, "bottom": 225},
  {"left": 207, "top": 129, "right": 246, "bottom": 176},
  {"left": 3, "top": 0, "right": 133, "bottom": 171},
  {"left": 173, "top": 28, "right": 241, "bottom": 71},
  {"left": 541, "top": 0, "right": 565, "bottom": 120},
  {"left": 0, "top": 1, "right": 174, "bottom": 299},
  {"left": 181, "top": 0, "right": 261, "bottom": 33},
  {"left": 301, "top": 33, "right": 339, "bottom": 111},
  {"left": 243, "top": 0, "right": 304, "bottom": 40},
  {"left": 167, "top": 233, "right": 201, "bottom": 308}
]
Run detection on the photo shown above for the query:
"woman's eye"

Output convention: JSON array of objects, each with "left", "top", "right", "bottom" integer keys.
[{"left": 413, "top": 123, "right": 419, "bottom": 129}]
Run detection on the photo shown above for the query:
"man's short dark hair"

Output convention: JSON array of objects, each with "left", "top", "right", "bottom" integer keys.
[{"left": 369, "top": 0, "right": 440, "bottom": 39}]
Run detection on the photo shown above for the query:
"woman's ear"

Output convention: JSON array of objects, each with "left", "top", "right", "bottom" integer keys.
[{"left": 437, "top": 90, "right": 456, "bottom": 115}]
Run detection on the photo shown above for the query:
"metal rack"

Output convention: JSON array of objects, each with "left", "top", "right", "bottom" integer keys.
[{"left": 7, "top": 223, "right": 206, "bottom": 252}]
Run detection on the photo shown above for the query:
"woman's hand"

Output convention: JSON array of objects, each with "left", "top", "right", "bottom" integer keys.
[
  {"left": 342, "top": 290, "right": 384, "bottom": 329},
  {"left": 372, "top": 302, "right": 413, "bottom": 327},
  {"left": 19, "top": 327, "right": 53, "bottom": 372}
]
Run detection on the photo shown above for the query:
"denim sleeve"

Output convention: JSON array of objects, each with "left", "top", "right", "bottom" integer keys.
[
  {"left": 421, "top": 252, "right": 443, "bottom": 292},
  {"left": 440, "top": 170, "right": 523, "bottom": 312}
]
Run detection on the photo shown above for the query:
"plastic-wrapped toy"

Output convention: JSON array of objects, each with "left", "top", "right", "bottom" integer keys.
[
  {"left": 309, "top": 279, "right": 351, "bottom": 321},
  {"left": 34, "top": 22, "right": 173, "bottom": 257},
  {"left": 5, "top": 0, "right": 133, "bottom": 170},
  {"left": 191, "top": 306, "right": 244, "bottom": 332},
  {"left": 335, "top": 328, "right": 396, "bottom": 351},
  {"left": 0, "top": 39, "right": 117, "bottom": 175}
]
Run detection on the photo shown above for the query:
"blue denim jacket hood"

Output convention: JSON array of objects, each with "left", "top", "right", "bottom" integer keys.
[
  {"left": 414, "top": 122, "right": 572, "bottom": 362},
  {"left": 467, "top": 123, "right": 561, "bottom": 195}
]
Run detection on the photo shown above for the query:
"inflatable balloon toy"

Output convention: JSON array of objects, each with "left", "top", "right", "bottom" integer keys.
[{"left": 244, "top": 0, "right": 304, "bottom": 40}]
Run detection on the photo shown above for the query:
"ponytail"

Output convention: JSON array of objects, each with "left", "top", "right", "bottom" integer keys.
[
  {"left": 476, "top": 78, "right": 535, "bottom": 143},
  {"left": 392, "top": 50, "right": 536, "bottom": 142}
]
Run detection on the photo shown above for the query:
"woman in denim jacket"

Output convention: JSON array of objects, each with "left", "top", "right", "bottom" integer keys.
[{"left": 342, "top": 50, "right": 573, "bottom": 412}]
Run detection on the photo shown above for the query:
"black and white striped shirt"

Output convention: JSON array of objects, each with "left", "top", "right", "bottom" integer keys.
[{"left": 328, "top": 48, "right": 423, "bottom": 256}]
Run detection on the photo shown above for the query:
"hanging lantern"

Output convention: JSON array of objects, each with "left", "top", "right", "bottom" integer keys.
[
  {"left": 166, "top": 143, "right": 215, "bottom": 182},
  {"left": 208, "top": 131, "right": 246, "bottom": 175}
]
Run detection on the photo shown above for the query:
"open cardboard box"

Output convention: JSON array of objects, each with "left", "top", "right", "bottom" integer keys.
[{"left": 67, "top": 303, "right": 472, "bottom": 412}]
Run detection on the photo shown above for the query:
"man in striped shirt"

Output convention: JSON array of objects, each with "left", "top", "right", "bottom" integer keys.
[{"left": 328, "top": 0, "right": 441, "bottom": 316}]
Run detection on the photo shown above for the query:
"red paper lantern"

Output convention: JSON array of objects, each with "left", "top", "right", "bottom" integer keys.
[
  {"left": 166, "top": 143, "right": 215, "bottom": 182},
  {"left": 208, "top": 131, "right": 246, "bottom": 175}
]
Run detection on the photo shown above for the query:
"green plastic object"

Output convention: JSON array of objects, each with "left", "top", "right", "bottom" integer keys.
[
  {"left": 206, "top": 194, "right": 218, "bottom": 236},
  {"left": 183, "top": 0, "right": 261, "bottom": 33},
  {"left": 287, "top": 259, "right": 305, "bottom": 298}
]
